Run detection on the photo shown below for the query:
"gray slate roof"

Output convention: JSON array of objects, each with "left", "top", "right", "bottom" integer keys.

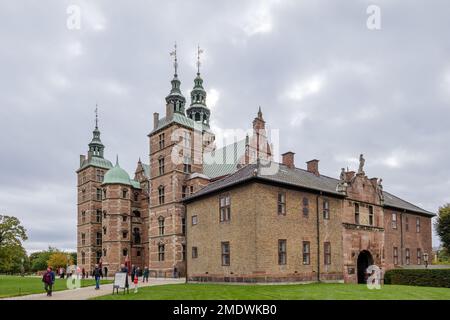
[{"left": 186, "top": 161, "right": 434, "bottom": 216}]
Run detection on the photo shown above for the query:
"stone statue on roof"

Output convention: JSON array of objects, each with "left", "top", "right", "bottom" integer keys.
[{"left": 358, "top": 154, "right": 365, "bottom": 175}]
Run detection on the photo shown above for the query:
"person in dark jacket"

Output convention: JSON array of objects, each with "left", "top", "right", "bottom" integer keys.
[
  {"left": 92, "top": 264, "right": 101, "bottom": 290},
  {"left": 131, "top": 265, "right": 136, "bottom": 282},
  {"left": 42, "top": 267, "right": 55, "bottom": 296},
  {"left": 104, "top": 266, "right": 108, "bottom": 278}
]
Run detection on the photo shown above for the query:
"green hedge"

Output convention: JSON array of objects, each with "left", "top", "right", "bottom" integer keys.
[{"left": 384, "top": 269, "right": 450, "bottom": 288}]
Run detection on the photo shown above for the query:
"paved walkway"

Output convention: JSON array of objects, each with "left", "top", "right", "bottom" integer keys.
[{"left": 3, "top": 278, "right": 185, "bottom": 300}]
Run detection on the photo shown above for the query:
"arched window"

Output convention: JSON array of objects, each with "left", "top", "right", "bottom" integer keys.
[
  {"left": 81, "top": 251, "right": 85, "bottom": 264},
  {"left": 195, "top": 113, "right": 200, "bottom": 121},
  {"left": 122, "top": 189, "right": 128, "bottom": 199}
]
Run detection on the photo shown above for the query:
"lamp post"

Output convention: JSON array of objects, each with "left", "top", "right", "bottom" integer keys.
[
  {"left": 66, "top": 254, "right": 71, "bottom": 278},
  {"left": 20, "top": 258, "right": 24, "bottom": 277}
]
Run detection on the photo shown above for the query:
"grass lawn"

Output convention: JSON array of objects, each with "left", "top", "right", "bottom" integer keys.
[
  {"left": 0, "top": 275, "right": 112, "bottom": 298},
  {"left": 94, "top": 283, "right": 450, "bottom": 300}
]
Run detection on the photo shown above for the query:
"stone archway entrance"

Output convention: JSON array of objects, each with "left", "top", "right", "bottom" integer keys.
[{"left": 357, "top": 250, "right": 374, "bottom": 284}]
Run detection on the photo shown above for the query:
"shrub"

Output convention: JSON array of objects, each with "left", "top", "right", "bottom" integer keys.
[{"left": 384, "top": 269, "right": 450, "bottom": 288}]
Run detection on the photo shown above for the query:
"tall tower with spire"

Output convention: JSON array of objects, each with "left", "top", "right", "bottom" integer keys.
[
  {"left": 166, "top": 43, "right": 186, "bottom": 115},
  {"left": 186, "top": 45, "right": 211, "bottom": 126},
  {"left": 77, "top": 106, "right": 113, "bottom": 273}
]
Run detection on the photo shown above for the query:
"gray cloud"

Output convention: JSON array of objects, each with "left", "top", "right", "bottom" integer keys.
[{"left": 0, "top": 0, "right": 448, "bottom": 252}]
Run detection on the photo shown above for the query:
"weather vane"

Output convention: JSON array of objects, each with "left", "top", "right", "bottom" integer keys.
[
  {"left": 170, "top": 42, "right": 178, "bottom": 75},
  {"left": 197, "top": 45, "right": 204, "bottom": 74}
]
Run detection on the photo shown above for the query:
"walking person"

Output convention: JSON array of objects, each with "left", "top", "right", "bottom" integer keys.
[
  {"left": 42, "top": 267, "right": 55, "bottom": 297},
  {"left": 82, "top": 267, "right": 86, "bottom": 279},
  {"left": 93, "top": 264, "right": 101, "bottom": 290},
  {"left": 131, "top": 264, "right": 136, "bottom": 283},
  {"left": 143, "top": 266, "right": 149, "bottom": 283},
  {"left": 133, "top": 273, "right": 139, "bottom": 293}
]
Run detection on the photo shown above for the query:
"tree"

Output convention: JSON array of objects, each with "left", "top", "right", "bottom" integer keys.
[
  {"left": 30, "top": 247, "right": 59, "bottom": 271},
  {"left": 0, "top": 215, "right": 27, "bottom": 247},
  {"left": 0, "top": 215, "right": 28, "bottom": 273},
  {"left": 435, "top": 203, "right": 450, "bottom": 252},
  {"left": 47, "top": 251, "right": 73, "bottom": 269}
]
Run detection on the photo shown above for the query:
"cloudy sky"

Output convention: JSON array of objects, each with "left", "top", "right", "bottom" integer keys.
[{"left": 0, "top": 0, "right": 449, "bottom": 252}]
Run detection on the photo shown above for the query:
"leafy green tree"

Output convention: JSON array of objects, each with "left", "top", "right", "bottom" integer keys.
[
  {"left": 0, "top": 215, "right": 28, "bottom": 273},
  {"left": 30, "top": 247, "right": 59, "bottom": 271},
  {"left": 435, "top": 204, "right": 450, "bottom": 252},
  {"left": 47, "top": 251, "right": 73, "bottom": 269}
]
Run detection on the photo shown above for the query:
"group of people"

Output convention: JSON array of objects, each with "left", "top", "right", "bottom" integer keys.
[
  {"left": 41, "top": 264, "right": 151, "bottom": 296},
  {"left": 118, "top": 264, "right": 150, "bottom": 293}
]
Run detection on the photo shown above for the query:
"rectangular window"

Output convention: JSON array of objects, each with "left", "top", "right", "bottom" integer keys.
[
  {"left": 181, "top": 218, "right": 186, "bottom": 235},
  {"left": 393, "top": 247, "right": 399, "bottom": 265},
  {"left": 302, "top": 197, "right": 309, "bottom": 217},
  {"left": 405, "top": 248, "right": 410, "bottom": 265},
  {"left": 182, "top": 244, "right": 186, "bottom": 261},
  {"left": 159, "top": 133, "right": 165, "bottom": 149},
  {"left": 192, "top": 246, "right": 198, "bottom": 259},
  {"left": 158, "top": 158, "right": 165, "bottom": 175},
  {"left": 392, "top": 213, "right": 397, "bottom": 229},
  {"left": 96, "top": 232, "right": 102, "bottom": 246},
  {"left": 158, "top": 244, "right": 165, "bottom": 261},
  {"left": 183, "top": 156, "right": 192, "bottom": 174},
  {"left": 277, "top": 192, "right": 286, "bottom": 215},
  {"left": 96, "top": 170, "right": 104, "bottom": 182},
  {"left": 354, "top": 203, "right": 360, "bottom": 224},
  {"left": 369, "top": 206, "right": 374, "bottom": 226},
  {"left": 416, "top": 217, "right": 420, "bottom": 233},
  {"left": 96, "top": 188, "right": 102, "bottom": 201},
  {"left": 302, "top": 241, "right": 310, "bottom": 265},
  {"left": 278, "top": 240, "right": 287, "bottom": 265},
  {"left": 219, "top": 194, "right": 231, "bottom": 222},
  {"left": 221, "top": 242, "right": 230, "bottom": 266},
  {"left": 158, "top": 217, "right": 165, "bottom": 236},
  {"left": 323, "top": 200, "right": 330, "bottom": 220},
  {"left": 192, "top": 215, "right": 198, "bottom": 225},
  {"left": 81, "top": 211, "right": 86, "bottom": 223},
  {"left": 96, "top": 209, "right": 102, "bottom": 223},
  {"left": 324, "top": 242, "right": 331, "bottom": 265},
  {"left": 81, "top": 233, "right": 86, "bottom": 245},
  {"left": 182, "top": 185, "right": 187, "bottom": 198},
  {"left": 158, "top": 186, "right": 165, "bottom": 205},
  {"left": 405, "top": 216, "right": 409, "bottom": 232},
  {"left": 417, "top": 248, "right": 422, "bottom": 265}
]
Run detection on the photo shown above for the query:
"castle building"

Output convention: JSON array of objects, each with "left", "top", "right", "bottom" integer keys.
[{"left": 77, "top": 50, "right": 433, "bottom": 282}]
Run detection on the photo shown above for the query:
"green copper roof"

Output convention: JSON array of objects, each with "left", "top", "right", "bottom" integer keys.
[
  {"left": 203, "top": 138, "right": 246, "bottom": 179},
  {"left": 103, "top": 158, "right": 132, "bottom": 186},
  {"left": 130, "top": 180, "right": 141, "bottom": 189},
  {"left": 150, "top": 112, "right": 213, "bottom": 134},
  {"left": 79, "top": 156, "right": 113, "bottom": 171}
]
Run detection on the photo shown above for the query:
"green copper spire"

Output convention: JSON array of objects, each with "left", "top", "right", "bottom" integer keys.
[
  {"left": 187, "top": 45, "right": 210, "bottom": 126},
  {"left": 165, "top": 42, "right": 186, "bottom": 115},
  {"left": 88, "top": 105, "right": 105, "bottom": 158}
]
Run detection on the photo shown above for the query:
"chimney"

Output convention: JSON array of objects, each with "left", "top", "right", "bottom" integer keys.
[
  {"left": 282, "top": 152, "right": 295, "bottom": 169},
  {"left": 153, "top": 112, "right": 159, "bottom": 130},
  {"left": 166, "top": 103, "right": 174, "bottom": 120},
  {"left": 306, "top": 159, "right": 320, "bottom": 176}
]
